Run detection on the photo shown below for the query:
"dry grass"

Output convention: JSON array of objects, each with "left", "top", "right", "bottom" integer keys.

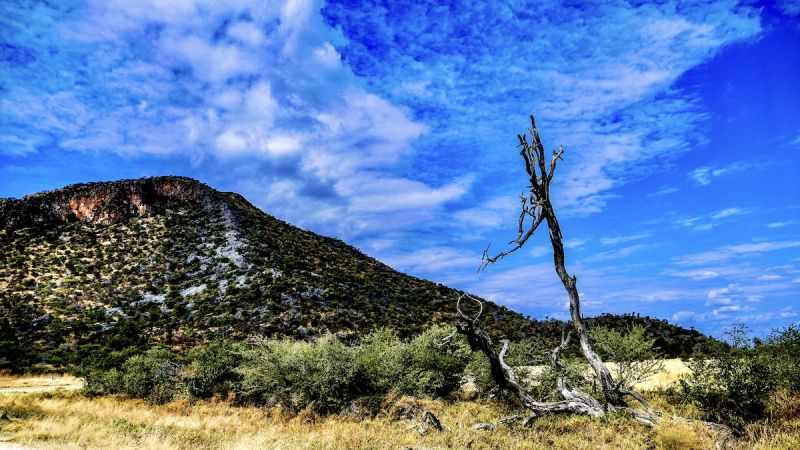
[
  {"left": 652, "top": 418, "right": 716, "bottom": 450},
  {"left": 1, "top": 364, "right": 799, "bottom": 450},
  {"left": 1, "top": 390, "right": 799, "bottom": 450},
  {"left": 0, "top": 391, "right": 647, "bottom": 449}
]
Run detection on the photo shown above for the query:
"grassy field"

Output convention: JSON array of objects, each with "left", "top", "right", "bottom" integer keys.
[{"left": 0, "top": 370, "right": 798, "bottom": 449}]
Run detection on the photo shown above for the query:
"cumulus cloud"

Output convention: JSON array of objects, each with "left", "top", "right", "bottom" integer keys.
[
  {"left": 4, "top": 0, "right": 794, "bottom": 337},
  {"left": 0, "top": 0, "right": 468, "bottom": 237}
]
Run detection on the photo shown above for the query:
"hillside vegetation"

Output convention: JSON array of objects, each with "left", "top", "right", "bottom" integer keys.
[{"left": 1, "top": 177, "right": 710, "bottom": 373}]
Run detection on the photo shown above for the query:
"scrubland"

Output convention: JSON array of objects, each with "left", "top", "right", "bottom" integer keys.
[{"left": 1, "top": 375, "right": 799, "bottom": 450}]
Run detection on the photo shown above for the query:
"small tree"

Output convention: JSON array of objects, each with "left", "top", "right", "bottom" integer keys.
[{"left": 591, "top": 325, "right": 664, "bottom": 391}]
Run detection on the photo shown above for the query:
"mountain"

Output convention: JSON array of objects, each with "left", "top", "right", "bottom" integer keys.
[{"left": 0, "top": 176, "right": 711, "bottom": 370}]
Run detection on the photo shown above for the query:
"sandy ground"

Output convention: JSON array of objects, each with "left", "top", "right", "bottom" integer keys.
[
  {"left": 0, "top": 443, "right": 37, "bottom": 450},
  {"left": 0, "top": 375, "right": 83, "bottom": 394}
]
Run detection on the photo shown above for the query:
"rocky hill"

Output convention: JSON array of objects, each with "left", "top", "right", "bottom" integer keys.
[{"left": 0, "top": 176, "right": 711, "bottom": 370}]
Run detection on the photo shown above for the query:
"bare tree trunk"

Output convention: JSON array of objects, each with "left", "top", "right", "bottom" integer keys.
[
  {"left": 479, "top": 115, "right": 623, "bottom": 407},
  {"left": 456, "top": 115, "right": 733, "bottom": 435},
  {"left": 455, "top": 295, "right": 605, "bottom": 417},
  {"left": 542, "top": 199, "right": 623, "bottom": 406}
]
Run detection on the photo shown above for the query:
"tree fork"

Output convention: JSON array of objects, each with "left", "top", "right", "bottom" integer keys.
[
  {"left": 479, "top": 115, "right": 625, "bottom": 407},
  {"left": 458, "top": 115, "right": 733, "bottom": 435}
]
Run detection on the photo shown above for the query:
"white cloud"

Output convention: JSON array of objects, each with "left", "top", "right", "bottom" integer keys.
[
  {"left": 343, "top": 176, "right": 470, "bottom": 214},
  {"left": 23, "top": 0, "right": 472, "bottom": 238},
  {"left": 600, "top": 234, "right": 650, "bottom": 245},
  {"left": 381, "top": 247, "right": 480, "bottom": 274},
  {"left": 565, "top": 238, "right": 589, "bottom": 249},
  {"left": 711, "top": 207, "right": 747, "bottom": 220},
  {"left": 677, "top": 206, "right": 754, "bottom": 231},
  {"left": 689, "top": 161, "right": 752, "bottom": 186},
  {"left": 585, "top": 244, "right": 649, "bottom": 262},
  {"left": 454, "top": 196, "right": 518, "bottom": 230},
  {"left": 529, "top": 246, "right": 551, "bottom": 257},
  {"left": 671, "top": 310, "right": 696, "bottom": 322},
  {"left": 768, "top": 221, "right": 796, "bottom": 228},
  {"left": 468, "top": 263, "right": 566, "bottom": 307},
  {"left": 712, "top": 304, "right": 753, "bottom": 315},
  {"left": 649, "top": 187, "right": 679, "bottom": 197},
  {"left": 312, "top": 42, "right": 341, "bottom": 66},
  {"left": 166, "top": 35, "right": 258, "bottom": 82},
  {"left": 676, "top": 241, "right": 800, "bottom": 265},
  {"left": 758, "top": 274, "right": 784, "bottom": 281},
  {"left": 227, "top": 21, "right": 265, "bottom": 46},
  {"left": 666, "top": 269, "right": 721, "bottom": 280}
]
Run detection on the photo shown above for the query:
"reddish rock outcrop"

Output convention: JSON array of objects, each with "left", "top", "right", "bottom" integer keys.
[{"left": 0, "top": 176, "right": 213, "bottom": 229}]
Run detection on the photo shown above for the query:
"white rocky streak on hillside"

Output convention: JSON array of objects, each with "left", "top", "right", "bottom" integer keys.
[
  {"left": 216, "top": 203, "right": 248, "bottom": 270},
  {"left": 180, "top": 284, "right": 207, "bottom": 297}
]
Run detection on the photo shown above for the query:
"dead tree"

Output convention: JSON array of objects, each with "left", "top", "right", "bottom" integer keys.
[{"left": 460, "top": 115, "right": 654, "bottom": 422}]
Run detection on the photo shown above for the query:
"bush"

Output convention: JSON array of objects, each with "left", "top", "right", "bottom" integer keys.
[
  {"left": 393, "top": 324, "right": 470, "bottom": 398},
  {"left": 78, "top": 326, "right": 472, "bottom": 414},
  {"left": 185, "top": 340, "right": 245, "bottom": 400},
  {"left": 237, "top": 325, "right": 470, "bottom": 413},
  {"left": 591, "top": 325, "right": 664, "bottom": 391},
  {"left": 82, "top": 367, "right": 124, "bottom": 397},
  {"left": 121, "top": 348, "right": 183, "bottom": 404},
  {"left": 679, "top": 323, "right": 784, "bottom": 430},
  {"left": 237, "top": 336, "right": 361, "bottom": 414},
  {"left": 764, "top": 325, "right": 800, "bottom": 392},
  {"left": 358, "top": 328, "right": 405, "bottom": 393}
]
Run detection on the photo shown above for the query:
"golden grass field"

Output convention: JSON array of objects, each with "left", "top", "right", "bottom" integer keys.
[{"left": 1, "top": 370, "right": 799, "bottom": 450}]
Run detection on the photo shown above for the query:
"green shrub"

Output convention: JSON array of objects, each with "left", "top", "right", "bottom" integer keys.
[
  {"left": 237, "top": 325, "right": 469, "bottom": 413},
  {"left": 591, "top": 325, "right": 664, "bottom": 391},
  {"left": 764, "top": 325, "right": 800, "bottom": 391},
  {"left": 397, "top": 324, "right": 469, "bottom": 397},
  {"left": 357, "top": 325, "right": 470, "bottom": 398},
  {"left": 186, "top": 340, "right": 245, "bottom": 400},
  {"left": 82, "top": 367, "right": 124, "bottom": 397},
  {"left": 679, "top": 324, "right": 783, "bottom": 430},
  {"left": 358, "top": 328, "right": 405, "bottom": 393},
  {"left": 121, "top": 348, "right": 183, "bottom": 404},
  {"left": 237, "top": 336, "right": 361, "bottom": 414}
]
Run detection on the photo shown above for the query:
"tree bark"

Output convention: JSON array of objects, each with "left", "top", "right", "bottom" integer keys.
[
  {"left": 460, "top": 115, "right": 732, "bottom": 435},
  {"left": 455, "top": 295, "right": 605, "bottom": 418},
  {"left": 479, "top": 115, "right": 624, "bottom": 407},
  {"left": 541, "top": 199, "right": 623, "bottom": 406}
]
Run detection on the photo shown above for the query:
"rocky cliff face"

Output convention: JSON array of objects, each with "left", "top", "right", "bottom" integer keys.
[{"left": 0, "top": 176, "right": 213, "bottom": 229}]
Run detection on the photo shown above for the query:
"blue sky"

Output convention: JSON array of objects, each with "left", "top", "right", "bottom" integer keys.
[{"left": 1, "top": 0, "right": 798, "bottom": 336}]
